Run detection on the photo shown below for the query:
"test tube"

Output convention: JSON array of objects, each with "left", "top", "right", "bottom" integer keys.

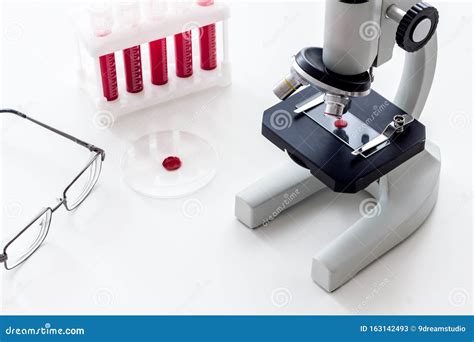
[
  {"left": 197, "top": 0, "right": 217, "bottom": 70},
  {"left": 118, "top": 1, "right": 144, "bottom": 93},
  {"left": 89, "top": 2, "right": 119, "bottom": 101},
  {"left": 173, "top": 0, "right": 193, "bottom": 78},
  {"left": 147, "top": 0, "right": 169, "bottom": 85}
]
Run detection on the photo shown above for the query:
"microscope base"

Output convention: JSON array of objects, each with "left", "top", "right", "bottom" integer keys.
[
  {"left": 235, "top": 161, "right": 326, "bottom": 228},
  {"left": 235, "top": 141, "right": 441, "bottom": 292}
]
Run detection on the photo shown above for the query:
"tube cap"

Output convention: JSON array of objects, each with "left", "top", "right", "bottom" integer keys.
[
  {"left": 88, "top": 1, "right": 114, "bottom": 37},
  {"left": 147, "top": 0, "right": 168, "bottom": 20},
  {"left": 117, "top": 0, "right": 141, "bottom": 27},
  {"left": 197, "top": 0, "right": 214, "bottom": 6}
]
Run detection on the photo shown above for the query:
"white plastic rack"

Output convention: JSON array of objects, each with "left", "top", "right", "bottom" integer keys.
[{"left": 70, "top": 2, "right": 231, "bottom": 117}]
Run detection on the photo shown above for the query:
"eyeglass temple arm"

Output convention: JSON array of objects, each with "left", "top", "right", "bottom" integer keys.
[
  {"left": 0, "top": 254, "right": 6, "bottom": 263},
  {"left": 0, "top": 108, "right": 105, "bottom": 160}
]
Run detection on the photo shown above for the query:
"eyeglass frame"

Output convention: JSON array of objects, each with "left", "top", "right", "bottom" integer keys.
[{"left": 0, "top": 108, "right": 105, "bottom": 270}]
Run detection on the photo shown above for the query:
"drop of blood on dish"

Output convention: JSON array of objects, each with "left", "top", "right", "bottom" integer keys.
[
  {"left": 162, "top": 156, "right": 182, "bottom": 171},
  {"left": 334, "top": 119, "right": 348, "bottom": 128}
]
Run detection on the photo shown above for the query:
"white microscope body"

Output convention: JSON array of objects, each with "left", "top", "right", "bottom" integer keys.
[{"left": 235, "top": 0, "right": 440, "bottom": 292}]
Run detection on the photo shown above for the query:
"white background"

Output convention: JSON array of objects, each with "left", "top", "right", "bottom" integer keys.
[{"left": 0, "top": 0, "right": 472, "bottom": 315}]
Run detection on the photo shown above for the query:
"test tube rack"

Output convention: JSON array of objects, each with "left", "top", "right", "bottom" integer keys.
[{"left": 70, "top": 2, "right": 231, "bottom": 117}]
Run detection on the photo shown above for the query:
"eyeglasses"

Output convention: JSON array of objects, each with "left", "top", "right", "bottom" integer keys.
[{"left": 0, "top": 109, "right": 105, "bottom": 270}]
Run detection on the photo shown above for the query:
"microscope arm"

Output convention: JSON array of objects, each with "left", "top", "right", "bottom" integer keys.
[{"left": 393, "top": 34, "right": 437, "bottom": 120}]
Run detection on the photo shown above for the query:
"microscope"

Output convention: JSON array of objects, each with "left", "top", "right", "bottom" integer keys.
[{"left": 235, "top": 1, "right": 440, "bottom": 292}]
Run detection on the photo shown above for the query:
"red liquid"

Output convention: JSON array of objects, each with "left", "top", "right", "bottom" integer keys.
[
  {"left": 99, "top": 53, "right": 118, "bottom": 101},
  {"left": 162, "top": 156, "right": 182, "bottom": 171},
  {"left": 174, "top": 31, "right": 193, "bottom": 78},
  {"left": 199, "top": 24, "right": 217, "bottom": 70},
  {"left": 149, "top": 38, "right": 168, "bottom": 85},
  {"left": 123, "top": 45, "right": 144, "bottom": 93},
  {"left": 334, "top": 119, "right": 348, "bottom": 128}
]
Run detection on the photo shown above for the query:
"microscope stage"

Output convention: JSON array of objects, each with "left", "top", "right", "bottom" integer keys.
[{"left": 262, "top": 86, "right": 426, "bottom": 193}]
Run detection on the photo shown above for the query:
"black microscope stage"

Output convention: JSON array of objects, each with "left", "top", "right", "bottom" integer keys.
[{"left": 262, "top": 86, "right": 426, "bottom": 193}]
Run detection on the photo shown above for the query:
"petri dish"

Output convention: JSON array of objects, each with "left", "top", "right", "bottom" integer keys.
[{"left": 121, "top": 130, "right": 218, "bottom": 198}]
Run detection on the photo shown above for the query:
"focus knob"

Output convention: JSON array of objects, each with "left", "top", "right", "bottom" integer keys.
[{"left": 394, "top": 2, "right": 439, "bottom": 52}]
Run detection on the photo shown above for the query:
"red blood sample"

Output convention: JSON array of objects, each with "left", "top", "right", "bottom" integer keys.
[
  {"left": 334, "top": 119, "right": 348, "bottom": 128},
  {"left": 123, "top": 45, "right": 144, "bottom": 93},
  {"left": 99, "top": 53, "right": 119, "bottom": 101},
  {"left": 174, "top": 31, "right": 193, "bottom": 78},
  {"left": 149, "top": 38, "right": 168, "bottom": 85},
  {"left": 162, "top": 156, "right": 182, "bottom": 171},
  {"left": 199, "top": 24, "right": 217, "bottom": 70}
]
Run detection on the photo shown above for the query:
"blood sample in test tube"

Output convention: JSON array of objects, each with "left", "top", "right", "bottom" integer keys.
[
  {"left": 148, "top": 0, "right": 169, "bottom": 85},
  {"left": 174, "top": 32, "right": 193, "bottom": 77},
  {"left": 149, "top": 39, "right": 168, "bottom": 85},
  {"left": 89, "top": 2, "right": 119, "bottom": 101},
  {"left": 123, "top": 45, "right": 143, "bottom": 93},
  {"left": 197, "top": 0, "right": 217, "bottom": 70},
  {"left": 173, "top": 1, "right": 193, "bottom": 78},
  {"left": 118, "top": 1, "right": 144, "bottom": 93}
]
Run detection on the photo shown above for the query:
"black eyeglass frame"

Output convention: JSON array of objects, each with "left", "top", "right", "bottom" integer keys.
[{"left": 0, "top": 108, "right": 105, "bottom": 270}]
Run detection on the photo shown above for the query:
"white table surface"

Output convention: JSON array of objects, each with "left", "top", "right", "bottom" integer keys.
[{"left": 0, "top": 0, "right": 472, "bottom": 315}]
